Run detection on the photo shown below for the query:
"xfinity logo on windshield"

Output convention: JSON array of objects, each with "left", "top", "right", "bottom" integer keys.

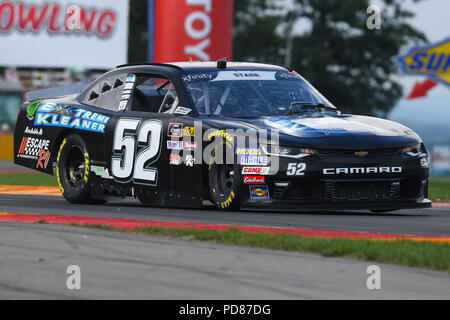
[
  {"left": 182, "top": 73, "right": 214, "bottom": 82},
  {"left": 323, "top": 167, "right": 402, "bottom": 175}
]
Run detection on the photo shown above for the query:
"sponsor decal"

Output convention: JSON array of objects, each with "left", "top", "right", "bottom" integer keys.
[
  {"left": 207, "top": 129, "right": 234, "bottom": 148},
  {"left": 243, "top": 176, "right": 265, "bottom": 185},
  {"left": 119, "top": 100, "right": 128, "bottom": 111},
  {"left": 212, "top": 71, "right": 277, "bottom": 81},
  {"left": 119, "top": 74, "right": 135, "bottom": 110},
  {"left": 235, "top": 148, "right": 261, "bottom": 155},
  {"left": 24, "top": 127, "right": 43, "bottom": 136},
  {"left": 397, "top": 37, "right": 450, "bottom": 87},
  {"left": 184, "top": 142, "right": 197, "bottom": 151},
  {"left": 207, "top": 130, "right": 233, "bottom": 142},
  {"left": 168, "top": 123, "right": 183, "bottom": 138},
  {"left": 242, "top": 167, "right": 271, "bottom": 175},
  {"left": 34, "top": 103, "right": 110, "bottom": 133},
  {"left": 249, "top": 185, "right": 270, "bottom": 199},
  {"left": 169, "top": 153, "right": 182, "bottom": 166},
  {"left": 17, "top": 137, "right": 50, "bottom": 162},
  {"left": 240, "top": 155, "right": 268, "bottom": 166},
  {"left": 323, "top": 167, "right": 403, "bottom": 175},
  {"left": 182, "top": 73, "right": 217, "bottom": 83},
  {"left": 184, "top": 154, "right": 195, "bottom": 167},
  {"left": 174, "top": 106, "right": 192, "bottom": 115},
  {"left": 183, "top": 126, "right": 195, "bottom": 137},
  {"left": 26, "top": 100, "right": 42, "bottom": 120},
  {"left": 91, "top": 166, "right": 112, "bottom": 179},
  {"left": 36, "top": 149, "right": 51, "bottom": 169},
  {"left": 167, "top": 141, "right": 183, "bottom": 150}
]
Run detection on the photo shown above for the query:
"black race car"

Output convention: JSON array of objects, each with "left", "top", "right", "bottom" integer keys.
[{"left": 14, "top": 61, "right": 431, "bottom": 211}]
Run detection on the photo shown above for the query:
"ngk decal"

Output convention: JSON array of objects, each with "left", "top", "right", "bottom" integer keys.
[{"left": 153, "top": 0, "right": 233, "bottom": 62}]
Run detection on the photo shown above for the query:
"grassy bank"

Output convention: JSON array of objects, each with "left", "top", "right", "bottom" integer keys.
[
  {"left": 429, "top": 178, "right": 450, "bottom": 202},
  {"left": 55, "top": 222, "right": 449, "bottom": 272},
  {"left": 0, "top": 172, "right": 57, "bottom": 186}
]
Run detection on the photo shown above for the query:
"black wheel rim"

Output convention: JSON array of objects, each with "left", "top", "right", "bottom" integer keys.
[
  {"left": 210, "top": 163, "right": 235, "bottom": 198},
  {"left": 65, "top": 146, "right": 85, "bottom": 188}
]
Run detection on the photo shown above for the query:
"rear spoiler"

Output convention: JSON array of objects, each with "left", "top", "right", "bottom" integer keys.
[{"left": 25, "top": 83, "right": 89, "bottom": 102}]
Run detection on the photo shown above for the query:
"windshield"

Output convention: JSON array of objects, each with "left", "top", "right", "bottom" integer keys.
[{"left": 184, "top": 70, "right": 337, "bottom": 117}]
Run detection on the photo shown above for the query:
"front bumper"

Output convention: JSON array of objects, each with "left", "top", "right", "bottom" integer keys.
[
  {"left": 239, "top": 151, "right": 431, "bottom": 211},
  {"left": 241, "top": 198, "right": 432, "bottom": 211}
]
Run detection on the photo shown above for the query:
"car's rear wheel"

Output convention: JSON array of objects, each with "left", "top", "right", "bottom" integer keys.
[
  {"left": 208, "top": 139, "right": 240, "bottom": 210},
  {"left": 56, "top": 134, "right": 105, "bottom": 204}
]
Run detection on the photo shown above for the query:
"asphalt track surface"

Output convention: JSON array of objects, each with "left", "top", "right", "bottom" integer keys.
[
  {"left": 0, "top": 160, "right": 29, "bottom": 171},
  {"left": 1, "top": 222, "right": 449, "bottom": 299},
  {"left": 1, "top": 193, "right": 449, "bottom": 299},
  {"left": 1, "top": 194, "right": 450, "bottom": 236}
]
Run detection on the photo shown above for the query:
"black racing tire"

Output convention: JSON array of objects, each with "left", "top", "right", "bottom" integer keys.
[
  {"left": 207, "top": 136, "right": 240, "bottom": 211},
  {"left": 56, "top": 134, "right": 105, "bottom": 204}
]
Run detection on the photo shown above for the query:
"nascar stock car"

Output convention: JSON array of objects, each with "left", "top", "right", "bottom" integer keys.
[{"left": 14, "top": 61, "right": 431, "bottom": 211}]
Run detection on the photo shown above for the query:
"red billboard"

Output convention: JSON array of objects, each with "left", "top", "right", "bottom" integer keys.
[{"left": 151, "top": 0, "right": 233, "bottom": 63}]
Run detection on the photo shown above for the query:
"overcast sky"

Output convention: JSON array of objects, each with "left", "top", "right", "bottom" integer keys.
[
  {"left": 388, "top": 0, "right": 449, "bottom": 121},
  {"left": 394, "top": 0, "right": 449, "bottom": 87}
]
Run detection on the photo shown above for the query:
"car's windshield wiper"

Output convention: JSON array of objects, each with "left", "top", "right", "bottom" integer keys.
[{"left": 288, "top": 102, "right": 339, "bottom": 115}]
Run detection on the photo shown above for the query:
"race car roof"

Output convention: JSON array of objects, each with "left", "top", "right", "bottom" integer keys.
[{"left": 117, "top": 61, "right": 292, "bottom": 73}]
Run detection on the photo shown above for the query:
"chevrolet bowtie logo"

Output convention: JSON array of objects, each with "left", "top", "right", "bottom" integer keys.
[{"left": 355, "top": 151, "right": 369, "bottom": 157}]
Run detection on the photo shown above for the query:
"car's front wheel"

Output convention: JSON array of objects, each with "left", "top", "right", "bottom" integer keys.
[
  {"left": 208, "top": 162, "right": 240, "bottom": 210},
  {"left": 207, "top": 140, "right": 240, "bottom": 211},
  {"left": 56, "top": 134, "right": 104, "bottom": 204}
]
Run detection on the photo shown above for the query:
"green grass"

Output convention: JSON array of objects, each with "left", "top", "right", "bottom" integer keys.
[
  {"left": 52, "top": 222, "right": 450, "bottom": 272},
  {"left": 429, "top": 178, "right": 450, "bottom": 202},
  {"left": 0, "top": 172, "right": 57, "bottom": 186},
  {"left": 0, "top": 172, "right": 449, "bottom": 202}
]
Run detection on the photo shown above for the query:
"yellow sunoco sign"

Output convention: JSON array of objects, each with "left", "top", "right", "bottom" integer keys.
[{"left": 397, "top": 37, "right": 450, "bottom": 86}]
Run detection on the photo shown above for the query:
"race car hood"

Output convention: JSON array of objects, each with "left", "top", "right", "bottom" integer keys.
[{"left": 200, "top": 114, "right": 422, "bottom": 149}]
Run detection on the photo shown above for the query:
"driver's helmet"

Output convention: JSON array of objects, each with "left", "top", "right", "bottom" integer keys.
[{"left": 219, "top": 94, "right": 242, "bottom": 116}]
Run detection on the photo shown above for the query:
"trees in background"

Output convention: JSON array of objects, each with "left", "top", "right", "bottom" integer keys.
[
  {"left": 234, "top": 0, "right": 427, "bottom": 116},
  {"left": 129, "top": 0, "right": 427, "bottom": 116},
  {"left": 128, "top": 0, "right": 148, "bottom": 63}
]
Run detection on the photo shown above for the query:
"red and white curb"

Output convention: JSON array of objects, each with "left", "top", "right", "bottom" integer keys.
[{"left": 0, "top": 212, "right": 449, "bottom": 243}]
